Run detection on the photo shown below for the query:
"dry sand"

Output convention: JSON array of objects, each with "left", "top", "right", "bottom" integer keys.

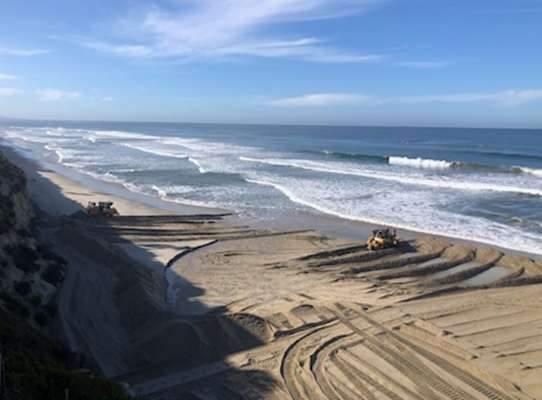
[{"left": 6, "top": 147, "right": 542, "bottom": 399}]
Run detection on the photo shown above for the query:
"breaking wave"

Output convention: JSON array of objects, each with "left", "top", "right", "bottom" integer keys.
[{"left": 388, "top": 156, "right": 454, "bottom": 169}]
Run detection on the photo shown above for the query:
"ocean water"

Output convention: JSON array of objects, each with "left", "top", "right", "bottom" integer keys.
[{"left": 1, "top": 120, "right": 541, "bottom": 255}]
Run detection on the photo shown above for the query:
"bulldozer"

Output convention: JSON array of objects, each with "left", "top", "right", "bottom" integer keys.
[
  {"left": 87, "top": 201, "right": 119, "bottom": 218},
  {"left": 366, "top": 228, "right": 398, "bottom": 250}
]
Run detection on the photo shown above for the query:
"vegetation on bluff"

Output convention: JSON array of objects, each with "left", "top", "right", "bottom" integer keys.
[{"left": 0, "top": 149, "right": 134, "bottom": 399}]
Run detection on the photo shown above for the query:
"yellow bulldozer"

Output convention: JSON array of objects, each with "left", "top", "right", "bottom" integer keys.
[
  {"left": 87, "top": 201, "right": 119, "bottom": 218},
  {"left": 366, "top": 228, "right": 398, "bottom": 250}
]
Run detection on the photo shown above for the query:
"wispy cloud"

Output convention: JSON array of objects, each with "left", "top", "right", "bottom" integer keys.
[
  {"left": 268, "top": 93, "right": 374, "bottom": 106},
  {"left": 0, "top": 47, "right": 49, "bottom": 56},
  {"left": 0, "top": 88, "right": 21, "bottom": 97},
  {"left": 36, "top": 89, "right": 81, "bottom": 101},
  {"left": 389, "top": 89, "right": 542, "bottom": 107},
  {"left": 83, "top": 41, "right": 153, "bottom": 57},
  {"left": 269, "top": 89, "right": 542, "bottom": 107},
  {"left": 86, "top": 0, "right": 386, "bottom": 63},
  {"left": 0, "top": 73, "right": 18, "bottom": 80}
]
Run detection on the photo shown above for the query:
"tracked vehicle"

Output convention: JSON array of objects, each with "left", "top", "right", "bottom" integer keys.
[
  {"left": 87, "top": 201, "right": 119, "bottom": 217},
  {"left": 366, "top": 228, "right": 398, "bottom": 250}
]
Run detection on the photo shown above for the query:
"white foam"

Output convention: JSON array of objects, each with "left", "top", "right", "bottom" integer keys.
[
  {"left": 188, "top": 157, "right": 207, "bottom": 173},
  {"left": 244, "top": 175, "right": 542, "bottom": 255},
  {"left": 91, "top": 130, "right": 156, "bottom": 140},
  {"left": 121, "top": 143, "right": 188, "bottom": 159},
  {"left": 150, "top": 184, "right": 193, "bottom": 198},
  {"left": 152, "top": 185, "right": 167, "bottom": 198},
  {"left": 519, "top": 166, "right": 542, "bottom": 178},
  {"left": 241, "top": 156, "right": 542, "bottom": 197},
  {"left": 388, "top": 156, "right": 453, "bottom": 169},
  {"left": 4, "top": 125, "right": 541, "bottom": 256}
]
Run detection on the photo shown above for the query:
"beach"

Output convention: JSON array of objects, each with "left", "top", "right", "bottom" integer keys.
[{"left": 4, "top": 145, "right": 542, "bottom": 399}]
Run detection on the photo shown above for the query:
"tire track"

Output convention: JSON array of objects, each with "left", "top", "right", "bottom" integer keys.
[
  {"left": 310, "top": 334, "right": 354, "bottom": 400},
  {"left": 280, "top": 322, "right": 342, "bottom": 400},
  {"left": 340, "top": 303, "right": 519, "bottom": 400},
  {"left": 330, "top": 355, "right": 378, "bottom": 400},
  {"left": 330, "top": 304, "right": 477, "bottom": 400},
  {"left": 340, "top": 348, "right": 432, "bottom": 400}
]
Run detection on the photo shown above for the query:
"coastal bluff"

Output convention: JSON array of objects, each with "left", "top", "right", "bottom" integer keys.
[
  {"left": 0, "top": 149, "right": 59, "bottom": 320},
  {"left": 0, "top": 149, "right": 133, "bottom": 399}
]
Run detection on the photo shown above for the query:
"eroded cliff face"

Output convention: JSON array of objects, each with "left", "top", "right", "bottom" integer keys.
[
  {"left": 0, "top": 150, "right": 64, "bottom": 327},
  {"left": 0, "top": 150, "right": 32, "bottom": 231}
]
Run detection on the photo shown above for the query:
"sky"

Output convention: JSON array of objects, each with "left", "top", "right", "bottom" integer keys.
[{"left": 1, "top": 0, "right": 542, "bottom": 128}]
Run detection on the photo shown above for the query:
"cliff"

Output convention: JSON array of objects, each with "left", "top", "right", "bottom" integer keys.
[
  {"left": 0, "top": 150, "right": 63, "bottom": 325},
  {"left": 0, "top": 149, "right": 133, "bottom": 399}
]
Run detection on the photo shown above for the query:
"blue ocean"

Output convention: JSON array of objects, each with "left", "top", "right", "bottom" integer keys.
[{"left": 1, "top": 120, "right": 541, "bottom": 255}]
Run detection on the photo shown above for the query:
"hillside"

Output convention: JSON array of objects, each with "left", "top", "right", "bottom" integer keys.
[{"left": 0, "top": 149, "right": 133, "bottom": 400}]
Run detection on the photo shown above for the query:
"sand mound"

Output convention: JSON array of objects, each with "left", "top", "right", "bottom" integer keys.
[
  {"left": 55, "top": 220, "right": 275, "bottom": 372},
  {"left": 414, "top": 236, "right": 450, "bottom": 254},
  {"left": 128, "top": 319, "right": 202, "bottom": 367},
  {"left": 474, "top": 247, "right": 503, "bottom": 264},
  {"left": 442, "top": 244, "right": 476, "bottom": 260},
  {"left": 225, "top": 313, "right": 272, "bottom": 344}
]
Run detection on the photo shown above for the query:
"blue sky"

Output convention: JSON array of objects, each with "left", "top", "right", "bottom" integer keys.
[{"left": 1, "top": 0, "right": 542, "bottom": 127}]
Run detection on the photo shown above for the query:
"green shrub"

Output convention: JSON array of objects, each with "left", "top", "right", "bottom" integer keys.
[
  {"left": 30, "top": 294, "right": 42, "bottom": 307},
  {"left": 4, "top": 243, "right": 40, "bottom": 273},
  {"left": 17, "top": 228, "right": 32, "bottom": 237},
  {"left": 14, "top": 281, "right": 32, "bottom": 296},
  {"left": 0, "top": 193, "right": 16, "bottom": 233},
  {"left": 37, "top": 243, "right": 67, "bottom": 265},
  {"left": 0, "top": 291, "right": 30, "bottom": 319},
  {"left": 33, "top": 311, "right": 49, "bottom": 327},
  {"left": 5, "top": 350, "right": 134, "bottom": 400},
  {"left": 42, "top": 263, "right": 65, "bottom": 286}
]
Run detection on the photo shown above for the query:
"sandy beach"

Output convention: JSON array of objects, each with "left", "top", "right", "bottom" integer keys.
[{"left": 5, "top": 146, "right": 542, "bottom": 399}]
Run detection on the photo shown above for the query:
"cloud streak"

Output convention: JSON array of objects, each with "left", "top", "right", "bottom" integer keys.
[
  {"left": 0, "top": 88, "right": 21, "bottom": 97},
  {"left": 36, "top": 89, "right": 81, "bottom": 101},
  {"left": 0, "top": 73, "right": 18, "bottom": 80},
  {"left": 269, "top": 89, "right": 542, "bottom": 107},
  {"left": 87, "top": 0, "right": 385, "bottom": 63},
  {"left": 389, "top": 89, "right": 542, "bottom": 107},
  {"left": 269, "top": 93, "right": 374, "bottom": 106},
  {"left": 0, "top": 47, "right": 49, "bottom": 56}
]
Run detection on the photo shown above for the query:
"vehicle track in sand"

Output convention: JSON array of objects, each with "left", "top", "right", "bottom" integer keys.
[
  {"left": 280, "top": 323, "right": 342, "bottom": 400},
  {"left": 329, "top": 303, "right": 519, "bottom": 400},
  {"left": 310, "top": 334, "right": 352, "bottom": 400},
  {"left": 90, "top": 220, "right": 541, "bottom": 399}
]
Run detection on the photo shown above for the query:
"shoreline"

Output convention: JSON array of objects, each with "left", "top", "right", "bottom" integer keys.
[
  {"left": 2, "top": 143, "right": 542, "bottom": 398},
  {"left": 2, "top": 141, "right": 540, "bottom": 261},
  {"left": 0, "top": 143, "right": 225, "bottom": 218}
]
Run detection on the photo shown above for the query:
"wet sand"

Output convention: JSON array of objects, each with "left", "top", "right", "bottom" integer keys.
[{"left": 5, "top": 146, "right": 542, "bottom": 399}]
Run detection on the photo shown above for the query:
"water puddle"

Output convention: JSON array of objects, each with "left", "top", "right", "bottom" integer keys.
[
  {"left": 433, "top": 261, "right": 479, "bottom": 279},
  {"left": 462, "top": 266, "right": 511, "bottom": 286}
]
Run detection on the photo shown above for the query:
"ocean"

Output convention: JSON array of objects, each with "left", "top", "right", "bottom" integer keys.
[{"left": 1, "top": 120, "right": 541, "bottom": 255}]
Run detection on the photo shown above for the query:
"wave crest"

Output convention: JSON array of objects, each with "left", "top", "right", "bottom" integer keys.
[{"left": 388, "top": 156, "right": 454, "bottom": 169}]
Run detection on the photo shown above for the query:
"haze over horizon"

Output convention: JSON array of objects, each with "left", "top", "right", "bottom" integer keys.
[{"left": 1, "top": 0, "right": 542, "bottom": 128}]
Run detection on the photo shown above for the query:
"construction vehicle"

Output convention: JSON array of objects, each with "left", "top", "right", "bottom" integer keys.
[
  {"left": 366, "top": 228, "right": 398, "bottom": 250},
  {"left": 87, "top": 201, "right": 119, "bottom": 217}
]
